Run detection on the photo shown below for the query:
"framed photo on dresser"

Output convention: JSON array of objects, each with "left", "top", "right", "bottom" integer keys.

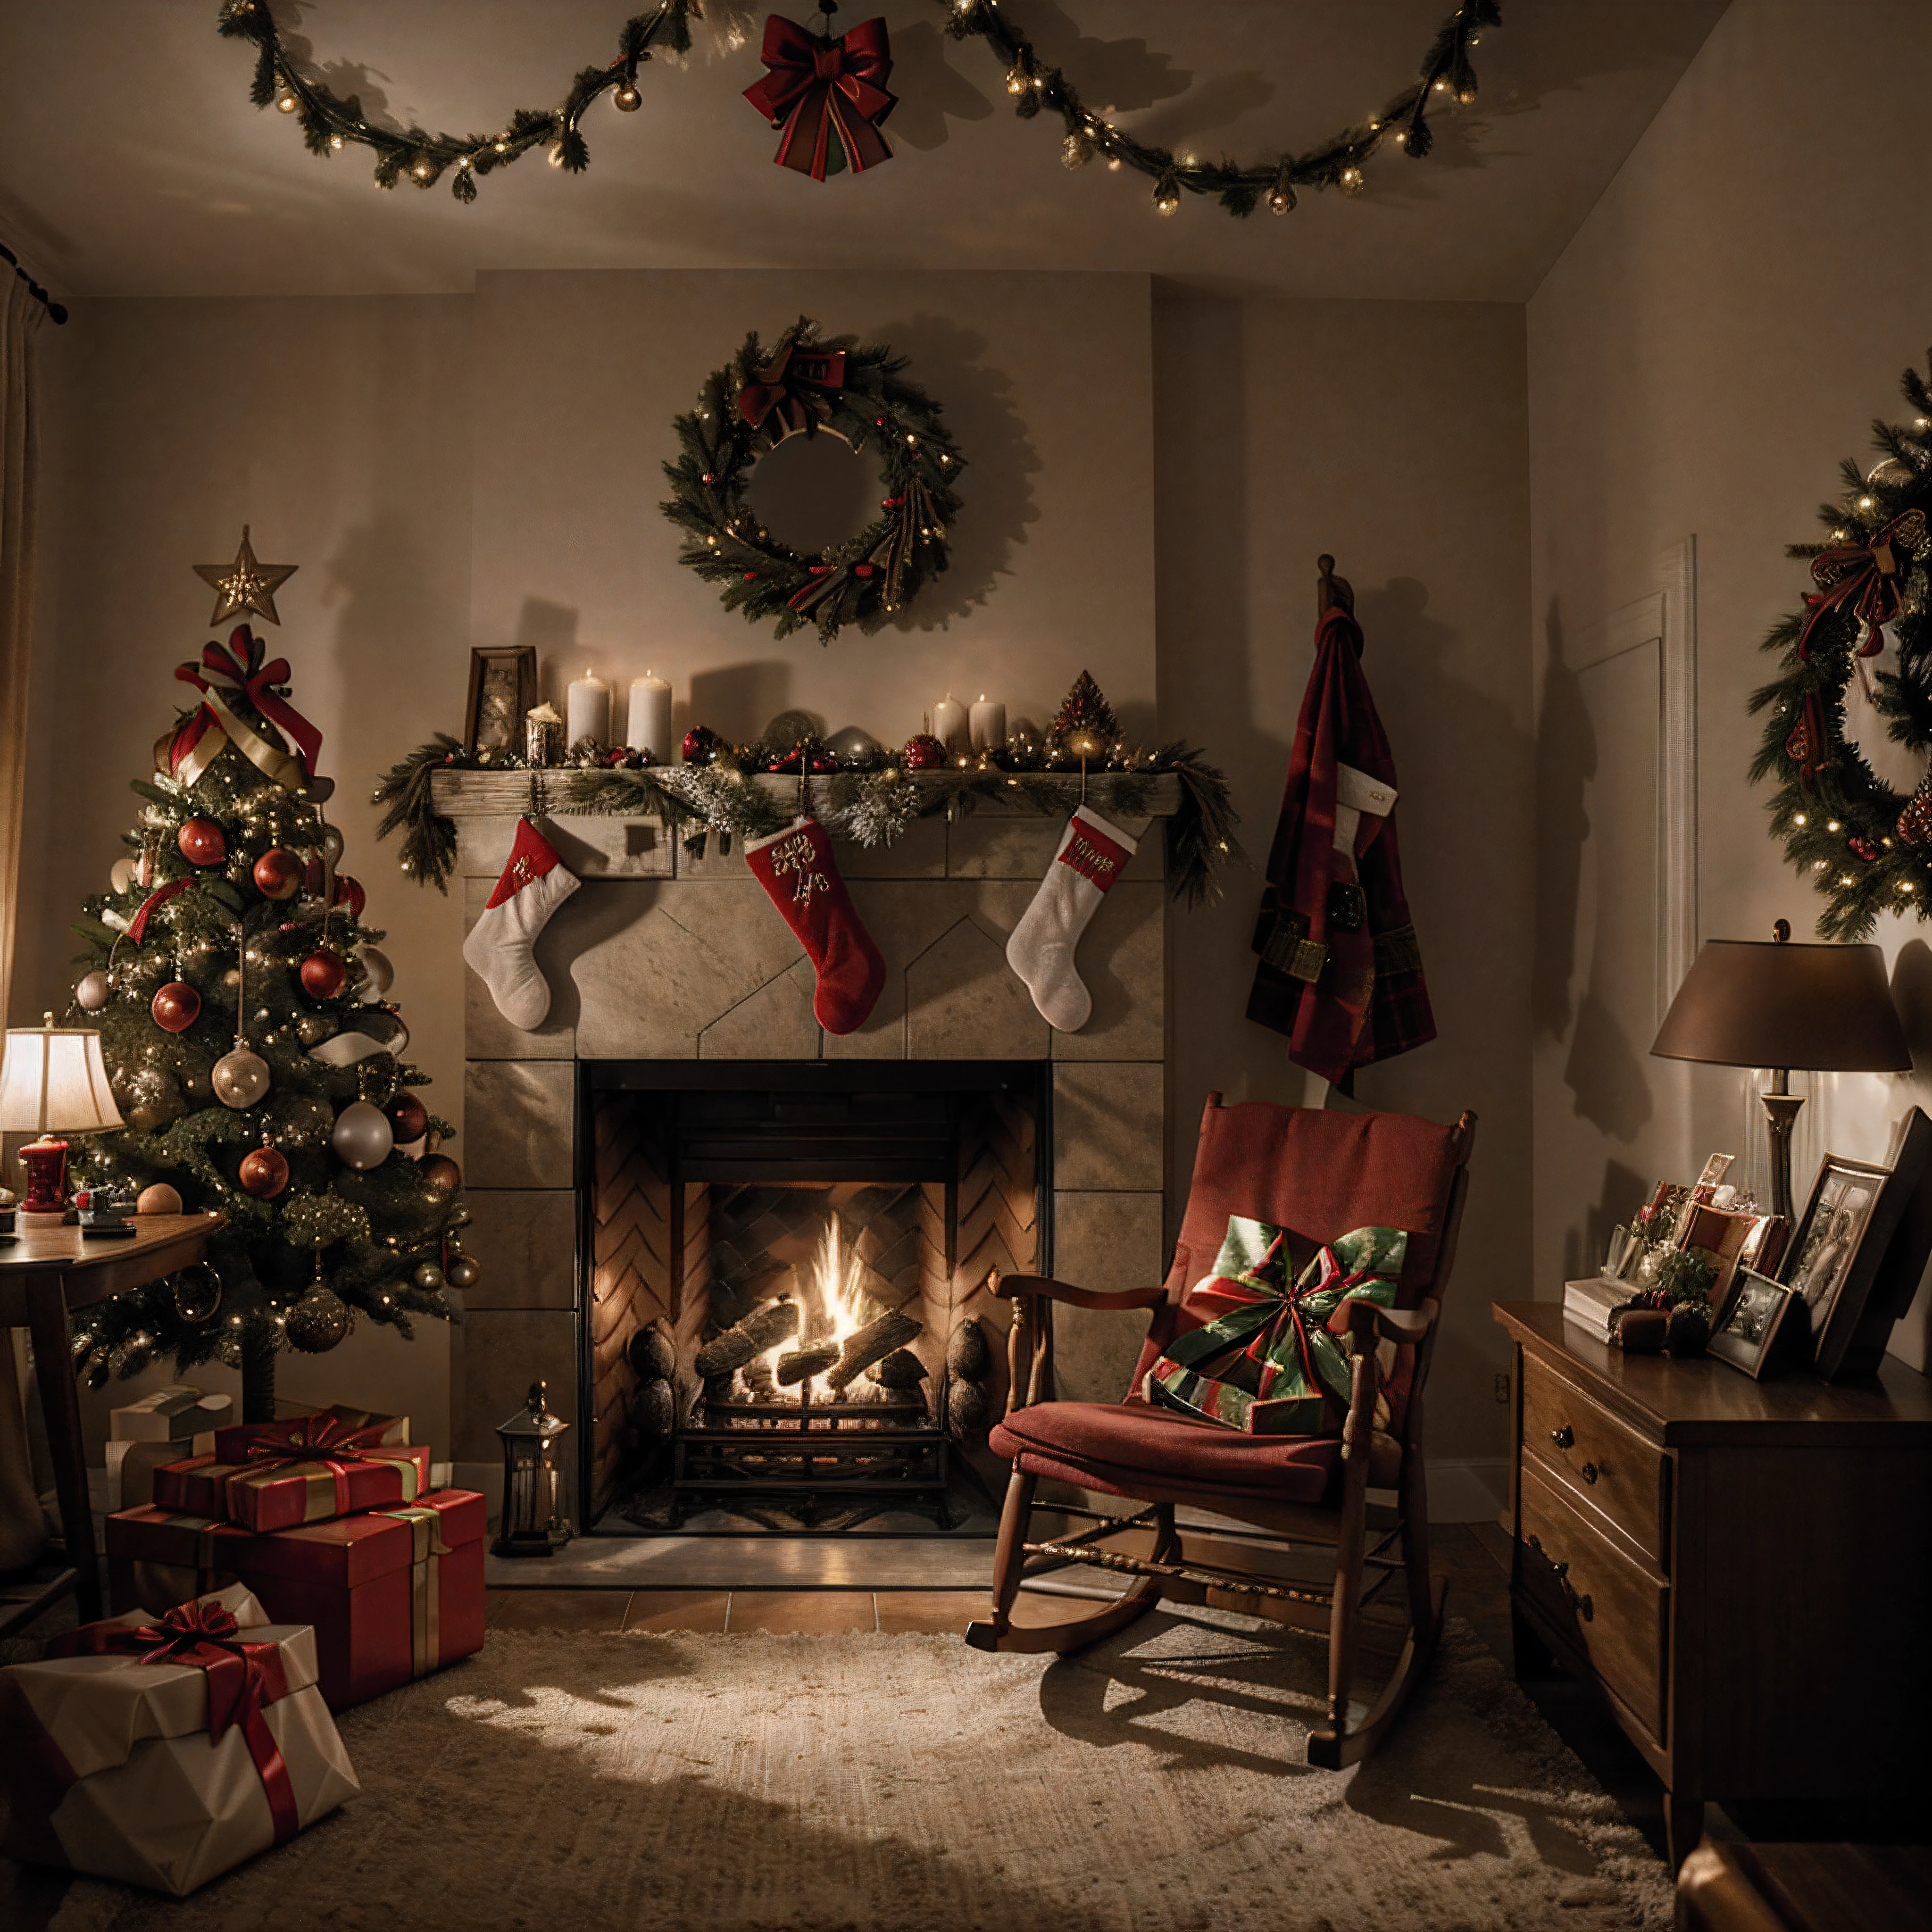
[{"left": 1708, "top": 1266, "right": 1797, "bottom": 1379}]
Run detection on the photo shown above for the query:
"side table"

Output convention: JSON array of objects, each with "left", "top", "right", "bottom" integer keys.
[
  {"left": 0, "top": 1213, "right": 221, "bottom": 1633},
  {"left": 1491, "top": 1301, "right": 1932, "bottom": 1871}
]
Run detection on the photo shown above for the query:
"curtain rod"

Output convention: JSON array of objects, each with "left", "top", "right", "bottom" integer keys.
[{"left": 0, "top": 242, "right": 67, "bottom": 325}]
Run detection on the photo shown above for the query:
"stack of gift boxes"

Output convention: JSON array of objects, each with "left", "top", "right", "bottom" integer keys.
[{"left": 0, "top": 1403, "right": 485, "bottom": 1896}]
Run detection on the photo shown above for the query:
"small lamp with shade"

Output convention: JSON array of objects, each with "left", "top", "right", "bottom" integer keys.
[{"left": 0, "top": 1016, "right": 125, "bottom": 1227}]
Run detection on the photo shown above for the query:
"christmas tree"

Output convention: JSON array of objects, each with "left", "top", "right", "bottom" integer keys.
[{"left": 60, "top": 537, "right": 469, "bottom": 1420}]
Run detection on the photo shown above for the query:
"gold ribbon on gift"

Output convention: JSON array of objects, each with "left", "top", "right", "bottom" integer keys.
[
  {"left": 223, "top": 1445, "right": 423, "bottom": 1526},
  {"left": 377, "top": 1506, "right": 452, "bottom": 1677}
]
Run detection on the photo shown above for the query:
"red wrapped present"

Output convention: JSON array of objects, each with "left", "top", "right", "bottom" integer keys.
[
  {"left": 153, "top": 1413, "right": 431, "bottom": 1531},
  {"left": 106, "top": 1491, "right": 486, "bottom": 1710},
  {"left": 211, "top": 1400, "right": 410, "bottom": 1463},
  {"left": 0, "top": 1584, "right": 358, "bottom": 1895}
]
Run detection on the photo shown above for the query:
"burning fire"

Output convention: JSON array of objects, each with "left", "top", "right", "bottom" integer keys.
[{"left": 755, "top": 1217, "right": 869, "bottom": 1404}]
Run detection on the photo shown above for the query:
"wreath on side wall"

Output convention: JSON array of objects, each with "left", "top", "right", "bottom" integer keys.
[
  {"left": 1749, "top": 350, "right": 1932, "bottom": 938},
  {"left": 659, "top": 317, "right": 963, "bottom": 644}
]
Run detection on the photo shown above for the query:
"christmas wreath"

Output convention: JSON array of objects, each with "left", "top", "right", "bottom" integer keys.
[
  {"left": 1749, "top": 350, "right": 1932, "bottom": 938},
  {"left": 660, "top": 317, "right": 963, "bottom": 643}
]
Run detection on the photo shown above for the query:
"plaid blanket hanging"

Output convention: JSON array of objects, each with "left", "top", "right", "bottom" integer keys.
[{"left": 1145, "top": 1219, "right": 1408, "bottom": 1436}]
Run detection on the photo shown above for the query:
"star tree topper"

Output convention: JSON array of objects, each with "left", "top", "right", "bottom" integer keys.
[{"left": 193, "top": 525, "right": 298, "bottom": 627}]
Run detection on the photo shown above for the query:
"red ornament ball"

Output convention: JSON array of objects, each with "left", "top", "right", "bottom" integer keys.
[
  {"left": 252, "top": 848, "right": 304, "bottom": 900},
  {"left": 238, "top": 1144, "right": 290, "bottom": 1199},
  {"left": 386, "top": 1090, "right": 429, "bottom": 1142},
  {"left": 419, "top": 1154, "right": 462, "bottom": 1194},
  {"left": 150, "top": 981, "right": 200, "bottom": 1033},
  {"left": 683, "top": 725, "right": 722, "bottom": 767},
  {"left": 901, "top": 734, "right": 947, "bottom": 771},
  {"left": 332, "top": 875, "right": 366, "bottom": 920},
  {"left": 177, "top": 818, "right": 226, "bottom": 867},
  {"left": 300, "top": 949, "right": 348, "bottom": 1000}
]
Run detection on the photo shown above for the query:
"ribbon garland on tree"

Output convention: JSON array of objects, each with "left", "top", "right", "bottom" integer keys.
[{"left": 742, "top": 13, "right": 897, "bottom": 182}]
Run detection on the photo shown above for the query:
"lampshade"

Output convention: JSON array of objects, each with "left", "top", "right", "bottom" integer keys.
[
  {"left": 1651, "top": 939, "right": 1910, "bottom": 1072},
  {"left": 0, "top": 1019, "right": 126, "bottom": 1135}
]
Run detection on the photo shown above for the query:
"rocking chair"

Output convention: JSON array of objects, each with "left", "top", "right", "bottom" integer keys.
[{"left": 968, "top": 1095, "right": 1476, "bottom": 1768}]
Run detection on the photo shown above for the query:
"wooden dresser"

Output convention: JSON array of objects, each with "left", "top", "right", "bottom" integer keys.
[{"left": 1491, "top": 1302, "right": 1932, "bottom": 1870}]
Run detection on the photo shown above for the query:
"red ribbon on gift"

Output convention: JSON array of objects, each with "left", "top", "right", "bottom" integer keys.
[
  {"left": 232, "top": 1412, "right": 404, "bottom": 1521},
  {"left": 167, "top": 625, "right": 323, "bottom": 790},
  {"left": 1796, "top": 509, "right": 1930, "bottom": 661},
  {"left": 53, "top": 1600, "right": 300, "bottom": 1842},
  {"left": 742, "top": 14, "right": 895, "bottom": 182}
]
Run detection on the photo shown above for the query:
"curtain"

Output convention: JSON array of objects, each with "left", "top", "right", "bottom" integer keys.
[{"left": 0, "top": 267, "right": 46, "bottom": 1572}]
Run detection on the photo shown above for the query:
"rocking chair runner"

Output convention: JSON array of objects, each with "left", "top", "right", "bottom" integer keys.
[{"left": 967, "top": 1095, "right": 1476, "bottom": 1769}]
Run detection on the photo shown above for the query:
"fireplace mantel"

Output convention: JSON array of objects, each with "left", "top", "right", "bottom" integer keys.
[{"left": 443, "top": 775, "right": 1176, "bottom": 1508}]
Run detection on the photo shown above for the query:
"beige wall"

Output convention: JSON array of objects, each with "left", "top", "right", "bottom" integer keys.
[
  {"left": 1528, "top": 0, "right": 1932, "bottom": 1366},
  {"left": 1157, "top": 297, "right": 1533, "bottom": 1473}
]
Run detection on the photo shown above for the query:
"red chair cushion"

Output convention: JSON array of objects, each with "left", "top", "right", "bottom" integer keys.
[{"left": 990, "top": 1399, "right": 1340, "bottom": 1508}]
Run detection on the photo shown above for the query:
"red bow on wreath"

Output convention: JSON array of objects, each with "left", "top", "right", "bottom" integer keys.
[
  {"left": 1796, "top": 508, "right": 1930, "bottom": 661},
  {"left": 742, "top": 14, "right": 895, "bottom": 182},
  {"left": 737, "top": 337, "right": 849, "bottom": 444},
  {"left": 164, "top": 624, "right": 323, "bottom": 792}
]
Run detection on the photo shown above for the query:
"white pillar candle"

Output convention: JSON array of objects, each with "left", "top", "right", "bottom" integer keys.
[
  {"left": 627, "top": 671, "right": 674, "bottom": 760},
  {"left": 566, "top": 667, "right": 610, "bottom": 748},
  {"left": 932, "top": 693, "right": 969, "bottom": 752},
  {"left": 968, "top": 695, "right": 1006, "bottom": 753}
]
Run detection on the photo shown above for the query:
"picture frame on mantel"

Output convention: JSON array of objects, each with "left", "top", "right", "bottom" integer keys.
[{"left": 465, "top": 646, "right": 538, "bottom": 756}]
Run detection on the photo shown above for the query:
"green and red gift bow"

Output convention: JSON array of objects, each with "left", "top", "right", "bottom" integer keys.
[
  {"left": 742, "top": 13, "right": 896, "bottom": 182},
  {"left": 1146, "top": 1221, "right": 1407, "bottom": 1436}
]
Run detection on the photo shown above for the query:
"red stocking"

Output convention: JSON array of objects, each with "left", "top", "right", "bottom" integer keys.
[{"left": 743, "top": 817, "right": 885, "bottom": 1034}]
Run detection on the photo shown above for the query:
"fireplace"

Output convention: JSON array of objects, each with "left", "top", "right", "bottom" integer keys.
[{"left": 580, "top": 1061, "right": 1047, "bottom": 1532}]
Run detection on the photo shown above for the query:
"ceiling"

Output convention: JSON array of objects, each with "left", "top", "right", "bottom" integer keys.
[{"left": 0, "top": 0, "right": 1726, "bottom": 306}]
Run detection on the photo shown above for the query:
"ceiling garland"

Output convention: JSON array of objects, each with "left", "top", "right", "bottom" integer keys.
[{"left": 214, "top": 0, "right": 1502, "bottom": 215}]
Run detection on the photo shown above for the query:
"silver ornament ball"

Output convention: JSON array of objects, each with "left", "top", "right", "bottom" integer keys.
[
  {"left": 331, "top": 1099, "right": 394, "bottom": 1170},
  {"left": 212, "top": 1046, "right": 271, "bottom": 1109},
  {"left": 109, "top": 857, "right": 136, "bottom": 894},
  {"left": 445, "top": 1254, "right": 482, "bottom": 1291},
  {"left": 76, "top": 970, "right": 111, "bottom": 1012},
  {"left": 285, "top": 1285, "right": 351, "bottom": 1353},
  {"left": 413, "top": 1260, "right": 446, "bottom": 1292}
]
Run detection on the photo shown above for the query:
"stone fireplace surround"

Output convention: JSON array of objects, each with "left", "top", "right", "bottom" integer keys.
[{"left": 440, "top": 773, "right": 1177, "bottom": 1519}]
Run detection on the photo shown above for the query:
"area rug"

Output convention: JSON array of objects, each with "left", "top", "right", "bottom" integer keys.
[{"left": 49, "top": 1612, "right": 1670, "bottom": 1932}]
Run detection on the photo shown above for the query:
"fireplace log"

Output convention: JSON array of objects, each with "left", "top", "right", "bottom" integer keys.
[
  {"left": 775, "top": 1342, "right": 840, "bottom": 1386},
  {"left": 825, "top": 1312, "right": 922, "bottom": 1390},
  {"left": 637, "top": 1377, "right": 675, "bottom": 1438},
  {"left": 741, "top": 1356, "right": 777, "bottom": 1400},
  {"left": 694, "top": 1298, "right": 799, "bottom": 1379},
  {"left": 628, "top": 1323, "right": 677, "bottom": 1383},
  {"left": 872, "top": 1347, "right": 928, "bottom": 1390},
  {"left": 947, "top": 1316, "right": 990, "bottom": 1382},
  {"left": 947, "top": 1379, "right": 991, "bottom": 1440}
]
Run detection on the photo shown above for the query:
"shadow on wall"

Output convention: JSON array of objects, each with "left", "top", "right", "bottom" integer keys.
[
  {"left": 1567, "top": 1156, "right": 1648, "bottom": 1284},
  {"left": 885, "top": 20, "right": 997, "bottom": 151},
  {"left": 874, "top": 313, "right": 1039, "bottom": 631}
]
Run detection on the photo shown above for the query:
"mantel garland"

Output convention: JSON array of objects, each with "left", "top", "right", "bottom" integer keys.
[
  {"left": 216, "top": 0, "right": 1502, "bottom": 217},
  {"left": 373, "top": 734, "right": 1241, "bottom": 907},
  {"left": 1747, "top": 350, "right": 1932, "bottom": 939},
  {"left": 661, "top": 317, "right": 963, "bottom": 643}
]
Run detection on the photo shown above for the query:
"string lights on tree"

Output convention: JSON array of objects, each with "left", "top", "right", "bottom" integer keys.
[{"left": 216, "top": 0, "right": 1503, "bottom": 216}]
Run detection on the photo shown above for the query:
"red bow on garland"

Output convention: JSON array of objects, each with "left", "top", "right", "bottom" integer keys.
[
  {"left": 51, "top": 1599, "right": 300, "bottom": 1841},
  {"left": 742, "top": 14, "right": 896, "bottom": 182},
  {"left": 164, "top": 624, "right": 323, "bottom": 792},
  {"left": 1796, "top": 509, "right": 1930, "bottom": 661}
]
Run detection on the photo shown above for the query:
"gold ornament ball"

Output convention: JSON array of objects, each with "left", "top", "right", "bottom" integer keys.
[
  {"left": 413, "top": 1261, "right": 446, "bottom": 1292},
  {"left": 285, "top": 1285, "right": 351, "bottom": 1353},
  {"left": 613, "top": 83, "right": 641, "bottom": 111},
  {"left": 446, "top": 1254, "right": 482, "bottom": 1291},
  {"left": 136, "top": 1182, "right": 184, "bottom": 1216},
  {"left": 212, "top": 1046, "right": 271, "bottom": 1109}
]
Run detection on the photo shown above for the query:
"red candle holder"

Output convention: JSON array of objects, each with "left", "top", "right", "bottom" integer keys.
[{"left": 17, "top": 1135, "right": 70, "bottom": 1216}]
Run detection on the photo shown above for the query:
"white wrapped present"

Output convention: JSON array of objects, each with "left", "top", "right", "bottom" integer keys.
[{"left": 0, "top": 1583, "right": 358, "bottom": 1895}]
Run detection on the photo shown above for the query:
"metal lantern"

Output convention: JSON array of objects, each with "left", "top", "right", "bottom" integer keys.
[{"left": 492, "top": 1379, "right": 572, "bottom": 1558}]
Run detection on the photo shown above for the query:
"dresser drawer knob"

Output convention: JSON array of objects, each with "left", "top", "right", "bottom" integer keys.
[
  {"left": 1551, "top": 1425, "right": 1574, "bottom": 1449},
  {"left": 1581, "top": 1461, "right": 1599, "bottom": 1485}
]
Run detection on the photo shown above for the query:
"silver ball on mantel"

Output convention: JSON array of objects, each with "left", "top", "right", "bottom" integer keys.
[
  {"left": 331, "top": 1099, "right": 393, "bottom": 1170},
  {"left": 446, "top": 1253, "right": 482, "bottom": 1291},
  {"left": 825, "top": 725, "right": 883, "bottom": 767},
  {"left": 212, "top": 1046, "right": 271, "bottom": 1109},
  {"left": 285, "top": 1285, "right": 350, "bottom": 1353},
  {"left": 76, "top": 970, "right": 112, "bottom": 1012}
]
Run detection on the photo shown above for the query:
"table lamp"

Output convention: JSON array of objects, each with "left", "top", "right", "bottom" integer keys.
[
  {"left": 0, "top": 1015, "right": 125, "bottom": 1226},
  {"left": 1650, "top": 922, "right": 1910, "bottom": 1224}
]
